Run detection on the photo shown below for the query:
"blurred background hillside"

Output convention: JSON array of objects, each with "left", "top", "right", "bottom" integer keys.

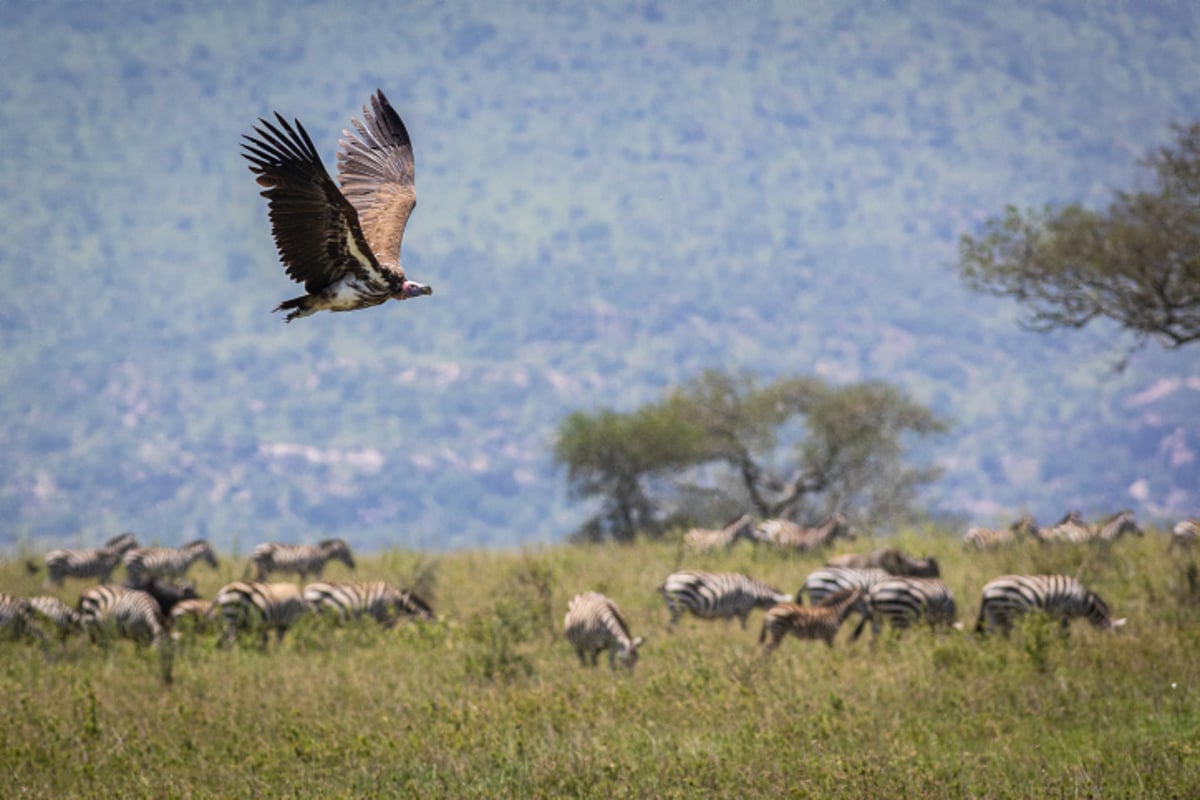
[{"left": 1, "top": 0, "right": 1197, "bottom": 552}]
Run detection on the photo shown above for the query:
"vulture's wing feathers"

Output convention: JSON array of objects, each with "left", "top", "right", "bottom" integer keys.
[
  {"left": 241, "top": 114, "right": 381, "bottom": 294},
  {"left": 336, "top": 90, "right": 417, "bottom": 271}
]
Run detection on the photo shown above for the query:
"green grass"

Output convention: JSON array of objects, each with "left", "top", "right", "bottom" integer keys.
[{"left": 2, "top": 529, "right": 1199, "bottom": 798}]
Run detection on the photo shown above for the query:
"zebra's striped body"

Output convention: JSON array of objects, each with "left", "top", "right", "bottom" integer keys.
[
  {"left": 123, "top": 539, "right": 218, "bottom": 586},
  {"left": 683, "top": 514, "right": 755, "bottom": 553},
  {"left": 250, "top": 539, "right": 356, "bottom": 581},
  {"left": 754, "top": 513, "right": 852, "bottom": 553},
  {"left": 659, "top": 570, "right": 792, "bottom": 629},
  {"left": 1037, "top": 510, "right": 1141, "bottom": 544},
  {"left": 80, "top": 581, "right": 197, "bottom": 633},
  {"left": 564, "top": 591, "right": 643, "bottom": 671},
  {"left": 801, "top": 566, "right": 891, "bottom": 605},
  {"left": 84, "top": 588, "right": 175, "bottom": 682},
  {"left": 963, "top": 515, "right": 1038, "bottom": 550},
  {"left": 1170, "top": 519, "right": 1200, "bottom": 552},
  {"left": 42, "top": 532, "right": 139, "bottom": 588},
  {"left": 827, "top": 547, "right": 939, "bottom": 577},
  {"left": 759, "top": 587, "right": 868, "bottom": 654},
  {"left": 0, "top": 594, "right": 48, "bottom": 647},
  {"left": 303, "top": 581, "right": 434, "bottom": 627},
  {"left": 851, "top": 577, "right": 957, "bottom": 641},
  {"left": 214, "top": 581, "right": 310, "bottom": 648},
  {"left": 25, "top": 596, "right": 82, "bottom": 640},
  {"left": 975, "top": 574, "right": 1125, "bottom": 634}
]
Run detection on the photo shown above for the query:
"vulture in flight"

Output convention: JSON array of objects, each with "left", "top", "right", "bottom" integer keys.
[{"left": 242, "top": 89, "right": 432, "bottom": 321}]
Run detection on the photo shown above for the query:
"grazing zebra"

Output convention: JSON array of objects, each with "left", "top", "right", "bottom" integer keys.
[
  {"left": 1169, "top": 519, "right": 1200, "bottom": 552},
  {"left": 214, "top": 581, "right": 311, "bottom": 649},
  {"left": 79, "top": 580, "right": 197, "bottom": 638},
  {"left": 974, "top": 574, "right": 1126, "bottom": 634},
  {"left": 963, "top": 515, "right": 1039, "bottom": 550},
  {"left": 827, "top": 547, "right": 939, "bottom": 577},
  {"left": 758, "top": 587, "right": 868, "bottom": 654},
  {"left": 563, "top": 591, "right": 644, "bottom": 671},
  {"left": 25, "top": 596, "right": 83, "bottom": 640},
  {"left": 250, "top": 539, "right": 356, "bottom": 581},
  {"left": 1036, "top": 510, "right": 1141, "bottom": 544},
  {"left": 851, "top": 577, "right": 957, "bottom": 642},
  {"left": 42, "top": 532, "right": 140, "bottom": 588},
  {"left": 123, "top": 539, "right": 219, "bottom": 586},
  {"left": 682, "top": 514, "right": 755, "bottom": 553},
  {"left": 754, "top": 512, "right": 853, "bottom": 553},
  {"left": 0, "top": 594, "right": 49, "bottom": 648},
  {"left": 659, "top": 570, "right": 792, "bottom": 629},
  {"left": 83, "top": 588, "right": 175, "bottom": 682},
  {"left": 800, "top": 566, "right": 891, "bottom": 605},
  {"left": 303, "top": 581, "right": 435, "bottom": 627}
]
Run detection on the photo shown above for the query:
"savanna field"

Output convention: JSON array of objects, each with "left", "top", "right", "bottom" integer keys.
[{"left": 2, "top": 529, "right": 1199, "bottom": 799}]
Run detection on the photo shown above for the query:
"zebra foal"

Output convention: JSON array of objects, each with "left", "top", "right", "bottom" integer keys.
[
  {"left": 659, "top": 570, "right": 792, "bottom": 629},
  {"left": 564, "top": 591, "right": 643, "bottom": 671},
  {"left": 758, "top": 587, "right": 867, "bottom": 654},
  {"left": 974, "top": 574, "right": 1125, "bottom": 634},
  {"left": 250, "top": 539, "right": 356, "bottom": 581},
  {"left": 303, "top": 581, "right": 434, "bottom": 627}
]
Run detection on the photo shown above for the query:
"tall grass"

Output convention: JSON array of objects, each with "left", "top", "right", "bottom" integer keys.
[{"left": 2, "top": 529, "right": 1198, "bottom": 798}]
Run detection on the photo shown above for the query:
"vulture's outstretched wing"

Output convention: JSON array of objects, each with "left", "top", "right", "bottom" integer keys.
[
  {"left": 241, "top": 114, "right": 382, "bottom": 294},
  {"left": 336, "top": 90, "right": 417, "bottom": 271}
]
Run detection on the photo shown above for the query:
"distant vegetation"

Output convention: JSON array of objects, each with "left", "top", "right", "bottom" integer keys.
[
  {"left": 1, "top": 3, "right": 1198, "bottom": 554},
  {"left": 1, "top": 526, "right": 1198, "bottom": 796}
]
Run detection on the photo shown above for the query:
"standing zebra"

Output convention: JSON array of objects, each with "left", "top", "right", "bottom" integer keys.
[
  {"left": 1035, "top": 510, "right": 1142, "bottom": 544},
  {"left": 42, "top": 532, "right": 140, "bottom": 588},
  {"left": 963, "top": 515, "right": 1039, "bottom": 550},
  {"left": 1170, "top": 519, "right": 1200, "bottom": 552},
  {"left": 82, "top": 588, "right": 175, "bottom": 682},
  {"left": 250, "top": 539, "right": 356, "bottom": 581},
  {"left": 25, "top": 596, "right": 83, "bottom": 641},
  {"left": 303, "top": 581, "right": 434, "bottom": 627},
  {"left": 827, "top": 547, "right": 939, "bottom": 577},
  {"left": 800, "top": 566, "right": 891, "bottom": 606},
  {"left": 758, "top": 587, "right": 868, "bottom": 654},
  {"left": 79, "top": 580, "right": 197, "bottom": 637},
  {"left": 214, "top": 581, "right": 311, "bottom": 649},
  {"left": 850, "top": 577, "right": 957, "bottom": 642},
  {"left": 682, "top": 514, "right": 756, "bottom": 553},
  {"left": 974, "top": 574, "right": 1126, "bottom": 634},
  {"left": 659, "top": 570, "right": 792, "bottom": 629},
  {"left": 0, "top": 594, "right": 49, "bottom": 649},
  {"left": 563, "top": 591, "right": 644, "bottom": 671},
  {"left": 123, "top": 539, "right": 219, "bottom": 587},
  {"left": 170, "top": 599, "right": 216, "bottom": 634},
  {"left": 754, "top": 512, "right": 853, "bottom": 553}
]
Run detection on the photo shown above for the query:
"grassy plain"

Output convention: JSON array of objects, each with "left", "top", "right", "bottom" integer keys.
[{"left": 2, "top": 528, "right": 1198, "bottom": 798}]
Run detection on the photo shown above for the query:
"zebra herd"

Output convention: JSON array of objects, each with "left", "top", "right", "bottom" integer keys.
[{"left": 1, "top": 535, "right": 432, "bottom": 683}]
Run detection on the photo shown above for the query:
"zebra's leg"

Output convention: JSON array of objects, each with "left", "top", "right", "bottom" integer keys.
[{"left": 575, "top": 647, "right": 588, "bottom": 667}]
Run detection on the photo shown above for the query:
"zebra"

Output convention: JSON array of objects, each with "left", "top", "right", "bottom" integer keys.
[
  {"left": 303, "top": 581, "right": 435, "bottom": 627},
  {"left": 42, "top": 532, "right": 140, "bottom": 588},
  {"left": 682, "top": 514, "right": 755, "bottom": 553},
  {"left": 754, "top": 512, "right": 853, "bottom": 553},
  {"left": 0, "top": 594, "right": 49, "bottom": 649},
  {"left": 249, "top": 539, "right": 356, "bottom": 581},
  {"left": 659, "top": 570, "right": 792, "bottom": 629},
  {"left": 963, "top": 515, "right": 1039, "bottom": 550},
  {"left": 1036, "top": 510, "right": 1141, "bottom": 544},
  {"left": 1169, "top": 519, "right": 1200, "bottom": 552},
  {"left": 563, "top": 591, "right": 644, "bottom": 671},
  {"left": 827, "top": 547, "right": 939, "bottom": 577},
  {"left": 850, "top": 577, "right": 957, "bottom": 642},
  {"left": 758, "top": 587, "right": 868, "bottom": 654},
  {"left": 79, "top": 580, "right": 197, "bottom": 640},
  {"left": 800, "top": 566, "right": 891, "bottom": 606},
  {"left": 974, "top": 574, "right": 1126, "bottom": 634},
  {"left": 123, "top": 539, "right": 219, "bottom": 587},
  {"left": 82, "top": 588, "right": 175, "bottom": 682},
  {"left": 169, "top": 599, "right": 216, "bottom": 634},
  {"left": 214, "top": 581, "right": 311, "bottom": 649},
  {"left": 1034, "top": 510, "right": 1089, "bottom": 543},
  {"left": 25, "top": 596, "right": 83, "bottom": 641}
]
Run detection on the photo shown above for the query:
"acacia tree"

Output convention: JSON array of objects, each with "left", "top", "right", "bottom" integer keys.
[
  {"left": 958, "top": 122, "right": 1200, "bottom": 356},
  {"left": 553, "top": 370, "right": 946, "bottom": 541}
]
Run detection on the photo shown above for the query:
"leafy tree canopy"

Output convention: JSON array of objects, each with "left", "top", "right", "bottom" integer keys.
[{"left": 958, "top": 122, "right": 1200, "bottom": 355}]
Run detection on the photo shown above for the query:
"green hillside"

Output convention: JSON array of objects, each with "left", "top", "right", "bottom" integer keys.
[{"left": 0, "top": 1, "right": 1197, "bottom": 550}]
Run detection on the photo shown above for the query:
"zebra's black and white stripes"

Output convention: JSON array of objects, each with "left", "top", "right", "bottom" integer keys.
[
  {"left": 79, "top": 586, "right": 176, "bottom": 681},
  {"left": 564, "top": 591, "right": 643, "bottom": 671},
  {"left": 682, "top": 514, "right": 755, "bottom": 553},
  {"left": 214, "top": 581, "right": 311, "bottom": 648},
  {"left": 250, "top": 539, "right": 356, "bottom": 581},
  {"left": 0, "top": 593, "right": 48, "bottom": 648},
  {"left": 26, "top": 596, "right": 83, "bottom": 640},
  {"left": 758, "top": 587, "right": 868, "bottom": 654},
  {"left": 754, "top": 513, "right": 853, "bottom": 553},
  {"left": 303, "top": 581, "right": 434, "bottom": 627},
  {"left": 123, "top": 539, "right": 219, "bottom": 586},
  {"left": 659, "top": 570, "right": 792, "bottom": 629},
  {"left": 851, "top": 577, "right": 957, "bottom": 641},
  {"left": 963, "top": 516, "right": 1038, "bottom": 550},
  {"left": 974, "top": 574, "right": 1125, "bottom": 634},
  {"left": 801, "top": 567, "right": 891, "bottom": 606},
  {"left": 42, "top": 532, "right": 139, "bottom": 588}
]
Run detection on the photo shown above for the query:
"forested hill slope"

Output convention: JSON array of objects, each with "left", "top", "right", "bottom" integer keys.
[{"left": 1, "top": 1, "right": 1197, "bottom": 551}]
